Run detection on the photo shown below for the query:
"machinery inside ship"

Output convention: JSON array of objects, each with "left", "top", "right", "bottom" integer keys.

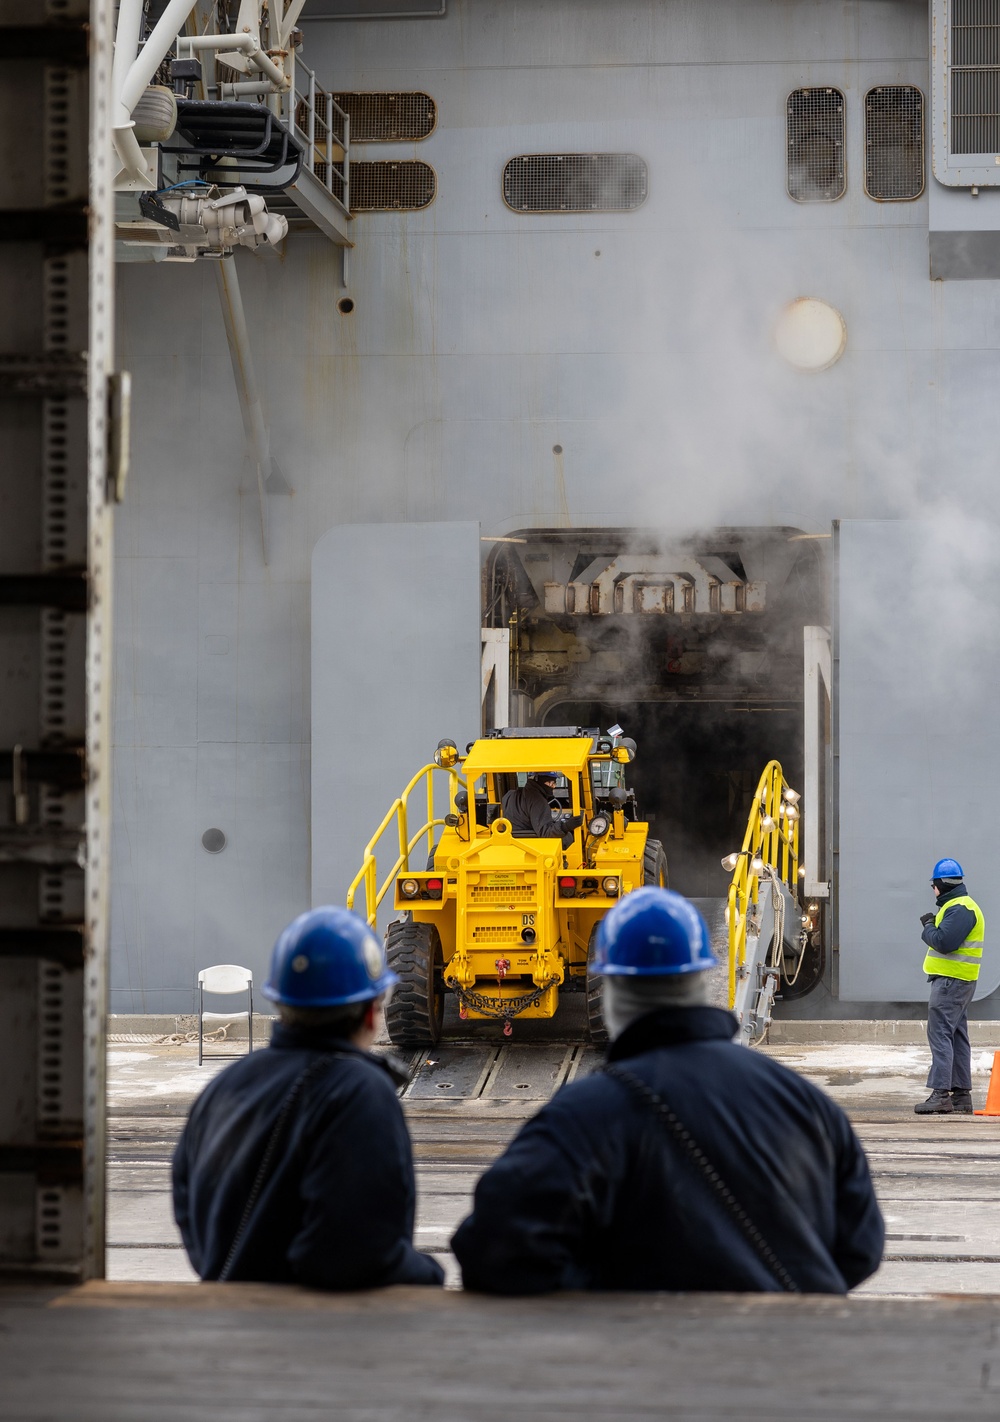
[{"left": 484, "top": 526, "right": 827, "bottom": 998}]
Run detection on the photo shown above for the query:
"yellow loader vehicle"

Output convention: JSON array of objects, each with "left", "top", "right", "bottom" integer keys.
[{"left": 347, "top": 727, "right": 667, "bottom": 1047}]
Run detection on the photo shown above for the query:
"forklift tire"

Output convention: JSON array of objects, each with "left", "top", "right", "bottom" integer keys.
[
  {"left": 643, "top": 839, "right": 668, "bottom": 889},
  {"left": 384, "top": 918, "right": 444, "bottom": 1048},
  {"left": 586, "top": 924, "right": 608, "bottom": 1046}
]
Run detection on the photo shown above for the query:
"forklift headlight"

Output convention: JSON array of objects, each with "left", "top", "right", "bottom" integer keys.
[
  {"left": 400, "top": 879, "right": 419, "bottom": 898},
  {"left": 602, "top": 877, "right": 620, "bottom": 896}
]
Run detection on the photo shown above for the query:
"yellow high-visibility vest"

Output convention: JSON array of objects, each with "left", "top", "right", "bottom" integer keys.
[{"left": 922, "top": 894, "right": 985, "bottom": 982}]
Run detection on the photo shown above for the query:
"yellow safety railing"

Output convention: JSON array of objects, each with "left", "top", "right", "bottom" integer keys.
[
  {"left": 724, "top": 760, "right": 801, "bottom": 1009},
  {"left": 346, "top": 763, "right": 465, "bottom": 928}
]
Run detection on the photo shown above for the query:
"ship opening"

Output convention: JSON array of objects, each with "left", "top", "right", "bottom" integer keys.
[{"left": 484, "top": 527, "right": 826, "bottom": 904}]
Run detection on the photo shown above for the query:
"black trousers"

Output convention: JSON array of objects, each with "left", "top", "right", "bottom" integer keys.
[{"left": 925, "top": 975, "right": 977, "bottom": 1091}]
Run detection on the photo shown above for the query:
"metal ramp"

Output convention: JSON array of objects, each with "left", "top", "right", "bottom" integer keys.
[{"left": 398, "top": 1044, "right": 599, "bottom": 1102}]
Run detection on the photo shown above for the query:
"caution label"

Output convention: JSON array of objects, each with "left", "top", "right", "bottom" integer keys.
[{"left": 486, "top": 874, "right": 518, "bottom": 886}]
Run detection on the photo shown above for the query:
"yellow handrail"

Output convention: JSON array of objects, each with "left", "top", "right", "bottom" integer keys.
[
  {"left": 346, "top": 762, "right": 465, "bottom": 928},
  {"left": 725, "top": 760, "right": 800, "bottom": 1009}
]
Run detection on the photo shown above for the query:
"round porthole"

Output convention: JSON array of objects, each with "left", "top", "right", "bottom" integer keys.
[
  {"left": 774, "top": 298, "right": 847, "bottom": 371},
  {"left": 201, "top": 828, "right": 227, "bottom": 853}
]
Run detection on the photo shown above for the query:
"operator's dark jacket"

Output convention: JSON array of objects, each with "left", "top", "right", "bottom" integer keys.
[
  {"left": 502, "top": 780, "right": 564, "bottom": 837},
  {"left": 173, "top": 1024, "right": 444, "bottom": 1289},
  {"left": 920, "top": 882, "right": 977, "bottom": 969},
  {"left": 451, "top": 1007, "right": 884, "bottom": 1294},
  {"left": 502, "top": 781, "right": 581, "bottom": 849}
]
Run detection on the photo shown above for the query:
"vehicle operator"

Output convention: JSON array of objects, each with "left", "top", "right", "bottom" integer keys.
[
  {"left": 173, "top": 906, "right": 444, "bottom": 1289},
  {"left": 452, "top": 887, "right": 884, "bottom": 1294},
  {"left": 915, "top": 858, "right": 985, "bottom": 1115},
  {"left": 502, "top": 771, "right": 582, "bottom": 848}
]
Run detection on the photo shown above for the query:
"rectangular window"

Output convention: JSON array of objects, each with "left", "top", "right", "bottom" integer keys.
[
  {"left": 864, "top": 86, "right": 924, "bottom": 200},
  {"left": 503, "top": 154, "right": 648, "bottom": 213},
  {"left": 786, "top": 88, "right": 846, "bottom": 202}
]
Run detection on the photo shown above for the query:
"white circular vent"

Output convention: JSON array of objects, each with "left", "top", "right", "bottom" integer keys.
[{"left": 774, "top": 298, "right": 847, "bottom": 371}]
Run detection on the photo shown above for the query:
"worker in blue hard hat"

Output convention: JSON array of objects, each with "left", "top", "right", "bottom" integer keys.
[
  {"left": 452, "top": 887, "right": 883, "bottom": 1295},
  {"left": 915, "top": 858, "right": 986, "bottom": 1115},
  {"left": 172, "top": 907, "right": 444, "bottom": 1289}
]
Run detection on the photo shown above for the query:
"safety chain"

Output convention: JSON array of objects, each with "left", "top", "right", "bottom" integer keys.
[
  {"left": 447, "top": 976, "right": 560, "bottom": 1037},
  {"left": 604, "top": 1063, "right": 801, "bottom": 1293}
]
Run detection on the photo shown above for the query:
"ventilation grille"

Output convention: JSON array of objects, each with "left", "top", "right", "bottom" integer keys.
[
  {"left": 470, "top": 885, "right": 536, "bottom": 903},
  {"left": 502, "top": 154, "right": 647, "bottom": 212},
  {"left": 786, "top": 88, "right": 846, "bottom": 201},
  {"left": 471, "top": 926, "right": 520, "bottom": 942},
  {"left": 864, "top": 86, "right": 924, "bottom": 200},
  {"left": 332, "top": 92, "right": 435, "bottom": 142},
  {"left": 950, "top": 0, "right": 1000, "bottom": 154},
  {"left": 347, "top": 160, "right": 436, "bottom": 211}
]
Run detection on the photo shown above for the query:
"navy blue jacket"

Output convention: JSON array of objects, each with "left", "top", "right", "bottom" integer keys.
[
  {"left": 921, "top": 882, "right": 977, "bottom": 963},
  {"left": 172, "top": 1024, "right": 443, "bottom": 1289},
  {"left": 451, "top": 1007, "right": 883, "bottom": 1294}
]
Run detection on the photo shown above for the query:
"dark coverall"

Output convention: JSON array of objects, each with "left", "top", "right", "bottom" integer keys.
[
  {"left": 920, "top": 883, "right": 979, "bottom": 1092},
  {"left": 173, "top": 1023, "right": 444, "bottom": 1288},
  {"left": 451, "top": 1006, "right": 884, "bottom": 1294},
  {"left": 501, "top": 780, "right": 581, "bottom": 848}
]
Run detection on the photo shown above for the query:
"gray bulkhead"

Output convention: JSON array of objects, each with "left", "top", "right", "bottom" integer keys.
[{"left": 112, "top": 0, "right": 1000, "bottom": 1013}]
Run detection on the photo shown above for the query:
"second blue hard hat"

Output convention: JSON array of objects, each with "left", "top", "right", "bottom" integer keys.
[
  {"left": 931, "top": 858, "right": 964, "bottom": 881},
  {"left": 591, "top": 887, "right": 717, "bottom": 976},
  {"left": 263, "top": 906, "right": 398, "bottom": 1007}
]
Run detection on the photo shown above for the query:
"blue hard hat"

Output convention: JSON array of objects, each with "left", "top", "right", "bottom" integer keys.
[
  {"left": 263, "top": 907, "right": 398, "bottom": 1007},
  {"left": 931, "top": 858, "right": 964, "bottom": 881},
  {"left": 591, "top": 887, "right": 717, "bottom": 976}
]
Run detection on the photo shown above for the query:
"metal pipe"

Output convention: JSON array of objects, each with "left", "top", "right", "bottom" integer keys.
[
  {"left": 214, "top": 257, "right": 270, "bottom": 564},
  {"left": 182, "top": 33, "right": 288, "bottom": 89},
  {"left": 119, "top": 0, "right": 199, "bottom": 117},
  {"left": 111, "top": 0, "right": 145, "bottom": 110}
]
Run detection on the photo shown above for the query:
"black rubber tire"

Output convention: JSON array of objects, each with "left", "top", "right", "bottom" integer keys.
[
  {"left": 384, "top": 918, "right": 444, "bottom": 1048},
  {"left": 643, "top": 839, "right": 668, "bottom": 888},
  {"left": 586, "top": 924, "right": 608, "bottom": 1046}
]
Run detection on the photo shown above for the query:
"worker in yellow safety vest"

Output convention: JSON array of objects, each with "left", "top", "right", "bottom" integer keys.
[{"left": 915, "top": 858, "right": 985, "bottom": 1115}]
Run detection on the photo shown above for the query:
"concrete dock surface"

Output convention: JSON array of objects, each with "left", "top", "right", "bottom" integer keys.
[
  {"left": 104, "top": 1027, "right": 1000, "bottom": 1295},
  {"left": 3, "top": 1026, "right": 999, "bottom": 1420}
]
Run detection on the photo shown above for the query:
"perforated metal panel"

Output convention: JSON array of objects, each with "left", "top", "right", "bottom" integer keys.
[
  {"left": 332, "top": 92, "right": 436, "bottom": 142},
  {"left": 865, "top": 86, "right": 924, "bottom": 201},
  {"left": 786, "top": 88, "right": 846, "bottom": 202},
  {"left": 348, "top": 160, "right": 436, "bottom": 211},
  {"left": 502, "top": 154, "right": 647, "bottom": 213},
  {"left": 0, "top": 0, "right": 115, "bottom": 1282},
  {"left": 951, "top": 0, "right": 1000, "bottom": 154}
]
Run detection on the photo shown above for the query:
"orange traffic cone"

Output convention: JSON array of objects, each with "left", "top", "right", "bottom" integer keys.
[{"left": 974, "top": 1052, "right": 1000, "bottom": 1116}]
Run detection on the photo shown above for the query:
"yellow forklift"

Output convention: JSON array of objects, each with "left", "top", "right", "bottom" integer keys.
[{"left": 347, "top": 727, "right": 666, "bottom": 1046}]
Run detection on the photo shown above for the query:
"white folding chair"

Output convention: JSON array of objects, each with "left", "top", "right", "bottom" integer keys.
[{"left": 197, "top": 964, "right": 254, "bottom": 1065}]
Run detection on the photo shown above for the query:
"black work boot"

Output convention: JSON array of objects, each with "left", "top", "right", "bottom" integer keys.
[
  {"left": 914, "top": 1089, "right": 955, "bottom": 1115},
  {"left": 950, "top": 1089, "right": 974, "bottom": 1114}
]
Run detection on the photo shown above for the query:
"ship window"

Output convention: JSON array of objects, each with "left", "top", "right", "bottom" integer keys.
[
  {"left": 864, "top": 86, "right": 924, "bottom": 200},
  {"left": 348, "top": 160, "right": 436, "bottom": 211},
  {"left": 786, "top": 88, "right": 846, "bottom": 202},
  {"left": 332, "top": 92, "right": 436, "bottom": 142},
  {"left": 502, "top": 154, "right": 648, "bottom": 213},
  {"left": 950, "top": 0, "right": 1000, "bottom": 154}
]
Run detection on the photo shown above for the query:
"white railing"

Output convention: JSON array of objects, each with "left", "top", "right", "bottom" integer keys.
[{"left": 284, "top": 58, "right": 350, "bottom": 217}]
